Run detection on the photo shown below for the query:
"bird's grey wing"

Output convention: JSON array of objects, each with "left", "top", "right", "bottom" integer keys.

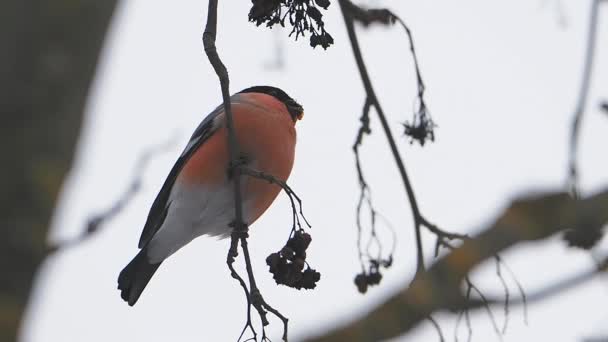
[{"left": 137, "top": 105, "right": 224, "bottom": 248}]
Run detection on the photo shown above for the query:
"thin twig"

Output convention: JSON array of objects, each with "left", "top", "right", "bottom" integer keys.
[
  {"left": 494, "top": 256, "right": 510, "bottom": 334},
  {"left": 496, "top": 255, "right": 528, "bottom": 325},
  {"left": 568, "top": 0, "right": 601, "bottom": 196},
  {"left": 228, "top": 236, "right": 258, "bottom": 342},
  {"left": 427, "top": 315, "right": 445, "bottom": 342},
  {"left": 339, "top": 0, "right": 425, "bottom": 274},
  {"left": 240, "top": 166, "right": 310, "bottom": 246},
  {"left": 464, "top": 285, "right": 472, "bottom": 342},
  {"left": 203, "top": 1, "right": 288, "bottom": 340},
  {"left": 454, "top": 308, "right": 464, "bottom": 342},
  {"left": 46, "top": 138, "right": 176, "bottom": 254},
  {"left": 502, "top": 257, "right": 608, "bottom": 306},
  {"left": 352, "top": 97, "right": 395, "bottom": 280},
  {"left": 419, "top": 217, "right": 468, "bottom": 257},
  {"left": 341, "top": 0, "right": 464, "bottom": 276},
  {"left": 466, "top": 278, "right": 502, "bottom": 340}
]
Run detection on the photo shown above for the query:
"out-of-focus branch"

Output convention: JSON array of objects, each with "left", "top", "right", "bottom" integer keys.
[
  {"left": 304, "top": 188, "right": 608, "bottom": 342},
  {"left": 340, "top": 1, "right": 394, "bottom": 26},
  {"left": 46, "top": 138, "right": 176, "bottom": 255},
  {"left": 568, "top": 0, "right": 602, "bottom": 196},
  {"left": 0, "top": 2, "right": 119, "bottom": 341},
  {"left": 601, "top": 101, "right": 608, "bottom": 113},
  {"left": 504, "top": 256, "right": 607, "bottom": 305}
]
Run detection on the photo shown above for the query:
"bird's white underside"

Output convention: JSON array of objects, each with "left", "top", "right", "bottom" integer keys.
[
  {"left": 146, "top": 181, "right": 254, "bottom": 263},
  {"left": 144, "top": 95, "right": 280, "bottom": 264}
]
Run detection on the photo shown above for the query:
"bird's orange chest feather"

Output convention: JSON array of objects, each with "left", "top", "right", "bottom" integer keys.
[{"left": 178, "top": 95, "right": 296, "bottom": 188}]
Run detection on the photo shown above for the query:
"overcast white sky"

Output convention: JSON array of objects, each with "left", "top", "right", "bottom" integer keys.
[{"left": 20, "top": 0, "right": 608, "bottom": 341}]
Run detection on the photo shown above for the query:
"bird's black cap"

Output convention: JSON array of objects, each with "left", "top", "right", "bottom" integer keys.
[{"left": 239, "top": 86, "right": 304, "bottom": 122}]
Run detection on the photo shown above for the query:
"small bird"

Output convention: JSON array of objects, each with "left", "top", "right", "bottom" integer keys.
[{"left": 118, "top": 86, "right": 304, "bottom": 306}]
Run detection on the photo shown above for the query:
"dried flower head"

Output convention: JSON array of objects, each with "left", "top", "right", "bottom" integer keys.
[
  {"left": 403, "top": 100, "right": 436, "bottom": 146},
  {"left": 249, "top": 0, "right": 334, "bottom": 49}
]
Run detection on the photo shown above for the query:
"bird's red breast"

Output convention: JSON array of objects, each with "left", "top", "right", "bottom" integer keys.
[{"left": 177, "top": 92, "right": 297, "bottom": 225}]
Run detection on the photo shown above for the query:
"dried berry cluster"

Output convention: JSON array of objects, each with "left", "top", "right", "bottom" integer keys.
[
  {"left": 249, "top": 0, "right": 334, "bottom": 49},
  {"left": 402, "top": 102, "right": 436, "bottom": 146},
  {"left": 354, "top": 257, "right": 392, "bottom": 294},
  {"left": 266, "top": 230, "right": 321, "bottom": 289}
]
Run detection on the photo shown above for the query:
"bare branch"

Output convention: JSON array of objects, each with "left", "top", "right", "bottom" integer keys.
[
  {"left": 47, "top": 138, "right": 176, "bottom": 255},
  {"left": 427, "top": 315, "right": 445, "bottom": 342},
  {"left": 502, "top": 256, "right": 608, "bottom": 306},
  {"left": 465, "top": 278, "right": 502, "bottom": 340},
  {"left": 203, "top": 1, "right": 289, "bottom": 340},
  {"left": 339, "top": 0, "right": 425, "bottom": 273},
  {"left": 203, "top": 0, "right": 243, "bottom": 234},
  {"left": 568, "top": 0, "right": 602, "bottom": 196},
  {"left": 496, "top": 255, "right": 528, "bottom": 324},
  {"left": 342, "top": 1, "right": 436, "bottom": 145},
  {"left": 494, "top": 256, "right": 510, "bottom": 334},
  {"left": 351, "top": 97, "right": 396, "bottom": 292},
  {"left": 340, "top": 0, "right": 462, "bottom": 285}
]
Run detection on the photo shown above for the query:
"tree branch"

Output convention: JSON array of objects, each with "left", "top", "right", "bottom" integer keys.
[
  {"left": 304, "top": 188, "right": 608, "bottom": 342},
  {"left": 46, "top": 138, "right": 175, "bottom": 255},
  {"left": 568, "top": 0, "right": 602, "bottom": 196},
  {"left": 339, "top": 0, "right": 426, "bottom": 274},
  {"left": 203, "top": 0, "right": 244, "bottom": 233},
  {"left": 203, "top": 1, "right": 288, "bottom": 340}
]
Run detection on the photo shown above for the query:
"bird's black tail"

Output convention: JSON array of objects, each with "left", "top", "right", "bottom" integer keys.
[{"left": 118, "top": 249, "right": 162, "bottom": 306}]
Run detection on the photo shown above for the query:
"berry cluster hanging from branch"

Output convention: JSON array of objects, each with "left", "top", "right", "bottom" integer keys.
[{"left": 249, "top": 0, "right": 334, "bottom": 49}]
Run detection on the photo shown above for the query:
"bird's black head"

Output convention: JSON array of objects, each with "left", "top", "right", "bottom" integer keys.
[{"left": 239, "top": 85, "right": 304, "bottom": 122}]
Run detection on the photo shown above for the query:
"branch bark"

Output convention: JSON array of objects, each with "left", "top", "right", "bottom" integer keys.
[{"left": 304, "top": 188, "right": 608, "bottom": 342}]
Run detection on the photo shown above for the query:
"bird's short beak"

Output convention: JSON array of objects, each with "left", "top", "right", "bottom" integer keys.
[{"left": 297, "top": 112, "right": 304, "bottom": 121}]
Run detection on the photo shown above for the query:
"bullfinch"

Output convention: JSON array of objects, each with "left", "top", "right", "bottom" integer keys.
[{"left": 118, "top": 86, "right": 304, "bottom": 306}]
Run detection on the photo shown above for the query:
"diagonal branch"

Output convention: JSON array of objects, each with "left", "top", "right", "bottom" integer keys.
[
  {"left": 46, "top": 138, "right": 176, "bottom": 255},
  {"left": 494, "top": 256, "right": 608, "bottom": 306},
  {"left": 304, "top": 188, "right": 608, "bottom": 342}
]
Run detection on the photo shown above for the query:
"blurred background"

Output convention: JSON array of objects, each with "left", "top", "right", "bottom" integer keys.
[{"left": 5, "top": 0, "right": 608, "bottom": 341}]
